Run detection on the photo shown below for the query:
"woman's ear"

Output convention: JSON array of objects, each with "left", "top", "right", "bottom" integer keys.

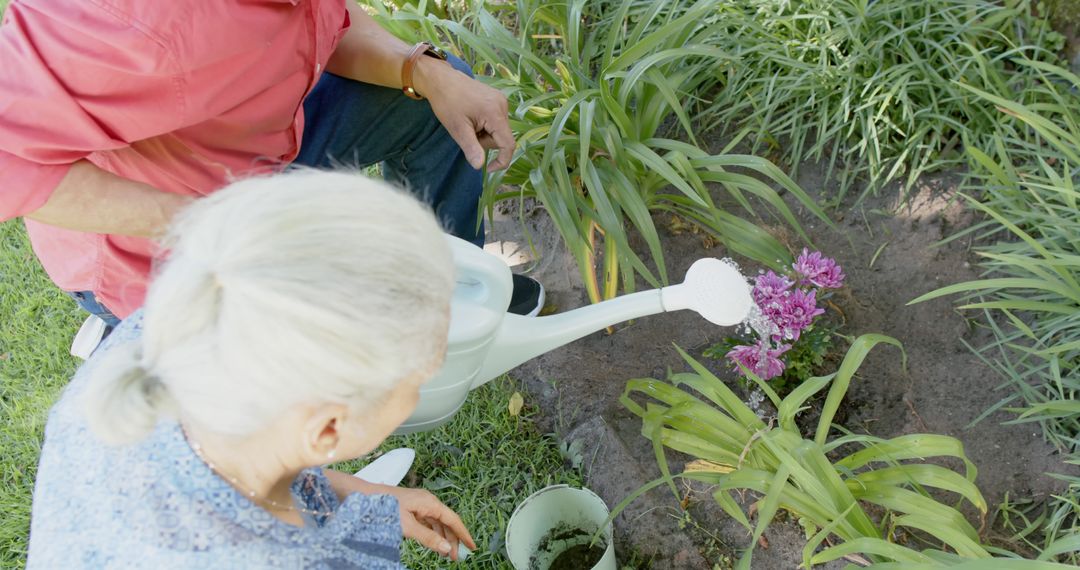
[{"left": 301, "top": 403, "right": 349, "bottom": 463}]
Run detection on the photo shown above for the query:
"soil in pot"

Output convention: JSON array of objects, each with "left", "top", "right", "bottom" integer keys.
[
  {"left": 549, "top": 543, "right": 606, "bottom": 570},
  {"left": 531, "top": 526, "right": 607, "bottom": 570}
]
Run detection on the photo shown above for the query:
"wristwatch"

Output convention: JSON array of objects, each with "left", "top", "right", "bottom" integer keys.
[{"left": 401, "top": 41, "right": 448, "bottom": 100}]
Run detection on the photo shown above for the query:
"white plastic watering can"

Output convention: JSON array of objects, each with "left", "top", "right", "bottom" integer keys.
[{"left": 396, "top": 235, "right": 753, "bottom": 434}]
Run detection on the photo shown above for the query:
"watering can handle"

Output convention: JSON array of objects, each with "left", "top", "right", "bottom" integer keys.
[{"left": 445, "top": 234, "right": 513, "bottom": 308}]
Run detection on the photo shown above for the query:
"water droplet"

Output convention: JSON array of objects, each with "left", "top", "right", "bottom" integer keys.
[{"left": 742, "top": 303, "right": 779, "bottom": 341}]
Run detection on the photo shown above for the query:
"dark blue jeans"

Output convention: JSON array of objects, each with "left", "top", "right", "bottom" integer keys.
[
  {"left": 75, "top": 55, "right": 485, "bottom": 324},
  {"left": 295, "top": 55, "right": 485, "bottom": 245},
  {"left": 69, "top": 291, "right": 121, "bottom": 329}
]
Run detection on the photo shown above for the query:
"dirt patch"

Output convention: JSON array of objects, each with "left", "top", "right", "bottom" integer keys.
[
  {"left": 484, "top": 162, "right": 1077, "bottom": 567},
  {"left": 1044, "top": 0, "right": 1080, "bottom": 70},
  {"left": 1038, "top": 0, "right": 1080, "bottom": 71}
]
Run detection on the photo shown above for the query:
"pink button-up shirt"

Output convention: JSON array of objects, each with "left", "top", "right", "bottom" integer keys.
[{"left": 0, "top": 0, "right": 350, "bottom": 317}]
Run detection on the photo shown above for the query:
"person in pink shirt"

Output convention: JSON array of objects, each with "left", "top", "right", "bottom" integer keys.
[{"left": 0, "top": 0, "right": 543, "bottom": 337}]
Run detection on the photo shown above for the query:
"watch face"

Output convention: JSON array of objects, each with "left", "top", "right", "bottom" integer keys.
[{"left": 427, "top": 44, "right": 448, "bottom": 61}]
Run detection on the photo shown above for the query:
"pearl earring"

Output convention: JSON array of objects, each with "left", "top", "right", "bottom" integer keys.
[{"left": 327, "top": 449, "right": 336, "bottom": 461}]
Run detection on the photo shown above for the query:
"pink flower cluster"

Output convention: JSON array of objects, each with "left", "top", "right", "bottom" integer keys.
[
  {"left": 727, "top": 249, "right": 844, "bottom": 381},
  {"left": 727, "top": 341, "right": 792, "bottom": 380},
  {"left": 792, "top": 249, "right": 845, "bottom": 289}
]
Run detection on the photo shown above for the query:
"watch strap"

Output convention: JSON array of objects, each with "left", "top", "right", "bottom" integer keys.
[{"left": 402, "top": 41, "right": 447, "bottom": 100}]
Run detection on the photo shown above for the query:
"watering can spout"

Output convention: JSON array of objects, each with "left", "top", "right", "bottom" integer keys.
[
  {"left": 473, "top": 258, "right": 753, "bottom": 387},
  {"left": 474, "top": 290, "right": 665, "bottom": 384},
  {"left": 396, "top": 235, "right": 753, "bottom": 434}
]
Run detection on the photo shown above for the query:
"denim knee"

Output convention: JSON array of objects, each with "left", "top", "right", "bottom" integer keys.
[{"left": 445, "top": 54, "right": 474, "bottom": 78}]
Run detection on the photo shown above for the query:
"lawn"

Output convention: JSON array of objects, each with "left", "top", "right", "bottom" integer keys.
[{"left": 0, "top": 220, "right": 83, "bottom": 567}]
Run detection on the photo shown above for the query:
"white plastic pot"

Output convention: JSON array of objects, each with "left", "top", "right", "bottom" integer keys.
[{"left": 505, "top": 485, "right": 617, "bottom": 570}]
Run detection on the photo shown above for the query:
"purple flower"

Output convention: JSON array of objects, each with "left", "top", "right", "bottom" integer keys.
[
  {"left": 752, "top": 270, "right": 794, "bottom": 306},
  {"left": 727, "top": 340, "right": 792, "bottom": 381},
  {"left": 772, "top": 288, "right": 825, "bottom": 341},
  {"left": 792, "top": 249, "right": 845, "bottom": 289}
]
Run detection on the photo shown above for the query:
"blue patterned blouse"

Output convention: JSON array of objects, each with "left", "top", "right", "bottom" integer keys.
[{"left": 27, "top": 313, "right": 405, "bottom": 569}]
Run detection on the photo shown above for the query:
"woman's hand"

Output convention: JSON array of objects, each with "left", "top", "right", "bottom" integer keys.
[
  {"left": 325, "top": 470, "right": 477, "bottom": 560},
  {"left": 385, "top": 485, "right": 477, "bottom": 561}
]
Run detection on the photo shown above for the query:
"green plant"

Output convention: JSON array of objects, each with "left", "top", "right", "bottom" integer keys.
[
  {"left": 992, "top": 480, "right": 1080, "bottom": 564},
  {"left": 700, "top": 0, "right": 1064, "bottom": 200},
  {"left": 910, "top": 57, "right": 1080, "bottom": 562},
  {"left": 617, "top": 335, "right": 1080, "bottom": 567},
  {"left": 367, "top": 0, "right": 829, "bottom": 302}
]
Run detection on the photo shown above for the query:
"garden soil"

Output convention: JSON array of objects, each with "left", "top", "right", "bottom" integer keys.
[{"left": 484, "top": 161, "right": 1078, "bottom": 568}]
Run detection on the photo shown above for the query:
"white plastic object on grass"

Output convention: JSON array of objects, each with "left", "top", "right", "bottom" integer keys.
[
  {"left": 353, "top": 448, "right": 415, "bottom": 487},
  {"left": 70, "top": 314, "right": 109, "bottom": 360}
]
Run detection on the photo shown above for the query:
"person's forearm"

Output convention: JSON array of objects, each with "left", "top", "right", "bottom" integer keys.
[
  {"left": 25, "top": 160, "right": 193, "bottom": 238},
  {"left": 325, "top": 468, "right": 380, "bottom": 501},
  {"left": 325, "top": 4, "right": 451, "bottom": 95}
]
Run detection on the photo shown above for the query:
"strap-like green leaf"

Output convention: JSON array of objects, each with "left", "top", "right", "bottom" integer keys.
[{"left": 816, "top": 334, "right": 904, "bottom": 445}]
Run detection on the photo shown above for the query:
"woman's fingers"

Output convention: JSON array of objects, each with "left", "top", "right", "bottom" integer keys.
[
  {"left": 396, "top": 488, "right": 478, "bottom": 556},
  {"left": 429, "top": 520, "right": 460, "bottom": 561},
  {"left": 408, "top": 517, "right": 454, "bottom": 559},
  {"left": 426, "top": 499, "right": 477, "bottom": 551}
]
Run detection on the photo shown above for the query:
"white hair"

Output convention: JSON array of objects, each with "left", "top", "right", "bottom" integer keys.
[{"left": 83, "top": 170, "right": 455, "bottom": 444}]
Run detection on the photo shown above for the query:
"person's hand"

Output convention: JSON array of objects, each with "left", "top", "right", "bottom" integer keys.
[
  {"left": 368, "top": 482, "right": 477, "bottom": 561},
  {"left": 324, "top": 469, "right": 476, "bottom": 560},
  {"left": 414, "top": 58, "right": 516, "bottom": 171}
]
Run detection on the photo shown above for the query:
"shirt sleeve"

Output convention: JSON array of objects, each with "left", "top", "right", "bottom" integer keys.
[{"left": 0, "top": 1, "right": 187, "bottom": 220}]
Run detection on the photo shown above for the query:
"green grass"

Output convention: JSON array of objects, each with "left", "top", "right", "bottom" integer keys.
[
  {"left": 0, "top": 216, "right": 581, "bottom": 569},
  {"left": 0, "top": 220, "right": 83, "bottom": 568},
  {"left": 699, "top": 0, "right": 1065, "bottom": 201}
]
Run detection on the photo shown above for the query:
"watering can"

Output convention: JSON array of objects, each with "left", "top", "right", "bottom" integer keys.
[{"left": 396, "top": 235, "right": 754, "bottom": 434}]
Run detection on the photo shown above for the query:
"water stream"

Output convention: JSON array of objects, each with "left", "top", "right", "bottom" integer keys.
[{"left": 714, "top": 260, "right": 789, "bottom": 381}]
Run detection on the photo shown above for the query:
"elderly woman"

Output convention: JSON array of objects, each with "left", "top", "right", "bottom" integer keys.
[{"left": 26, "top": 171, "right": 476, "bottom": 568}]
